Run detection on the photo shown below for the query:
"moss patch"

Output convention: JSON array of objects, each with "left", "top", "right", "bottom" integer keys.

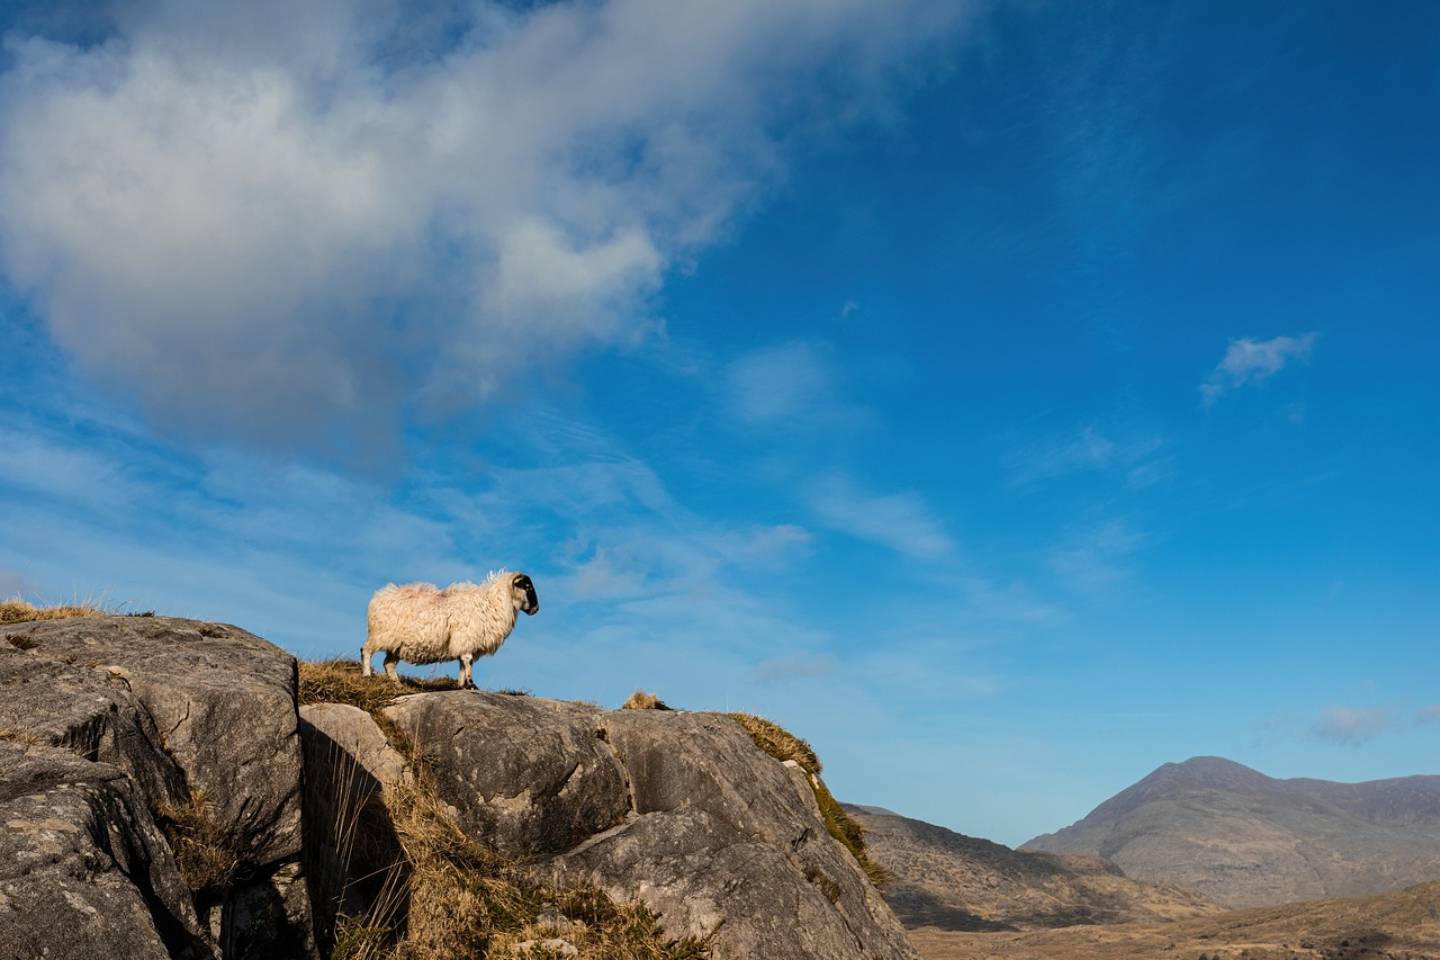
[{"left": 729, "top": 713, "right": 889, "bottom": 886}]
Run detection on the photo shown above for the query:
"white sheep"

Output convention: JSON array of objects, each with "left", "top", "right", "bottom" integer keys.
[{"left": 362, "top": 571, "right": 539, "bottom": 687}]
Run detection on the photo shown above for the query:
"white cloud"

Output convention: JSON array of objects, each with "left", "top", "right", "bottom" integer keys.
[
  {"left": 0, "top": 0, "right": 972, "bottom": 454},
  {"left": 808, "top": 473, "right": 954, "bottom": 559},
  {"left": 1418, "top": 705, "right": 1440, "bottom": 724},
  {"left": 1201, "top": 333, "right": 1317, "bottom": 405},
  {"left": 1312, "top": 705, "right": 1391, "bottom": 745}
]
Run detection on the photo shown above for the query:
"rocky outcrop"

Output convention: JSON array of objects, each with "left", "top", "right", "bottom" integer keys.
[
  {"left": 1, "top": 615, "right": 917, "bottom": 960},
  {"left": 0, "top": 616, "right": 313, "bottom": 959},
  {"left": 382, "top": 691, "right": 918, "bottom": 960}
]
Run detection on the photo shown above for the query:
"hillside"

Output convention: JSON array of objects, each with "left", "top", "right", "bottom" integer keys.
[
  {"left": 846, "top": 805, "right": 1219, "bottom": 931},
  {"left": 1023, "top": 756, "right": 1440, "bottom": 906},
  {"left": 908, "top": 879, "right": 1440, "bottom": 960}
]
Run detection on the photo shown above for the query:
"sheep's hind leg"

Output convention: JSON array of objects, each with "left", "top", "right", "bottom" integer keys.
[
  {"left": 361, "top": 640, "right": 375, "bottom": 677},
  {"left": 383, "top": 652, "right": 402, "bottom": 686},
  {"left": 460, "top": 653, "right": 475, "bottom": 689}
]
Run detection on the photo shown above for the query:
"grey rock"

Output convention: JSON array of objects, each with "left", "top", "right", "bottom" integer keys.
[
  {"left": 383, "top": 692, "right": 918, "bottom": 960},
  {"left": 0, "top": 740, "right": 210, "bottom": 960},
  {"left": 0, "top": 616, "right": 315, "bottom": 958},
  {"left": 384, "top": 692, "right": 632, "bottom": 859}
]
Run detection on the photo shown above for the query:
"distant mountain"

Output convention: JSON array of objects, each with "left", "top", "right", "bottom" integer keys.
[
  {"left": 1022, "top": 756, "right": 1440, "bottom": 907},
  {"left": 845, "top": 804, "right": 1218, "bottom": 931}
]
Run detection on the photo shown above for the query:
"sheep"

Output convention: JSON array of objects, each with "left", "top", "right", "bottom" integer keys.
[{"left": 362, "top": 571, "right": 539, "bottom": 688}]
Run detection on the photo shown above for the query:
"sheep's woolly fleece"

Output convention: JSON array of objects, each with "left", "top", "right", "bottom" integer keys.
[{"left": 365, "top": 571, "right": 521, "bottom": 668}]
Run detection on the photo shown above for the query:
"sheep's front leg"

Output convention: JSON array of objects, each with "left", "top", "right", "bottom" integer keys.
[
  {"left": 383, "top": 652, "right": 402, "bottom": 686},
  {"left": 459, "top": 653, "right": 475, "bottom": 689}
]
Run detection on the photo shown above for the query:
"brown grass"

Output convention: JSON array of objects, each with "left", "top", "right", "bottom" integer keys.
[
  {"left": 159, "top": 790, "right": 243, "bottom": 896},
  {"left": 0, "top": 597, "right": 106, "bottom": 624},
  {"left": 300, "top": 658, "right": 460, "bottom": 712},
  {"left": 302, "top": 660, "right": 708, "bottom": 960},
  {"left": 0, "top": 726, "right": 43, "bottom": 747},
  {"left": 729, "top": 713, "right": 889, "bottom": 886},
  {"left": 621, "top": 691, "right": 672, "bottom": 711}
]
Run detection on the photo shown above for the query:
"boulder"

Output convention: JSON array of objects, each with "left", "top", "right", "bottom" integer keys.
[
  {"left": 383, "top": 691, "right": 918, "bottom": 960},
  {"left": 0, "top": 616, "right": 314, "bottom": 958},
  {"left": 0, "top": 741, "right": 209, "bottom": 960}
]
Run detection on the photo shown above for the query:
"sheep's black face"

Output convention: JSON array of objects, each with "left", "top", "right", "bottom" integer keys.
[{"left": 513, "top": 574, "right": 539, "bottom": 615}]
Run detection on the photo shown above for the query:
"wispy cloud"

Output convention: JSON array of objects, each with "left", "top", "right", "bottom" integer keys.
[
  {"left": 725, "top": 342, "right": 834, "bottom": 425},
  {"left": 1201, "top": 333, "right": 1318, "bottom": 405},
  {"left": 0, "top": 0, "right": 970, "bottom": 456},
  {"left": 1312, "top": 705, "right": 1392, "bottom": 745},
  {"left": 1418, "top": 705, "right": 1440, "bottom": 725},
  {"left": 1048, "top": 520, "right": 1146, "bottom": 596},
  {"left": 807, "top": 474, "right": 954, "bottom": 559},
  {"left": 1008, "top": 425, "right": 1166, "bottom": 489}
]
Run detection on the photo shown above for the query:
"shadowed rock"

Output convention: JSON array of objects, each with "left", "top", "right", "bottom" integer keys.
[{"left": 0, "top": 741, "right": 210, "bottom": 960}]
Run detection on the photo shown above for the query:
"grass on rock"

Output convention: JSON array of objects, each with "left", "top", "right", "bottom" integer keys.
[
  {"left": 0, "top": 597, "right": 106, "bottom": 624},
  {"left": 159, "top": 791, "right": 244, "bottom": 897},
  {"left": 729, "top": 713, "right": 889, "bottom": 886}
]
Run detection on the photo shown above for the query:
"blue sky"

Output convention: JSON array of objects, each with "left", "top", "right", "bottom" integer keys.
[{"left": 1, "top": 0, "right": 1437, "bottom": 846}]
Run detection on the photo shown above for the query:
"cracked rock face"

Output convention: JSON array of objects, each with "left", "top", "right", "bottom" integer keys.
[
  {"left": 383, "top": 692, "right": 919, "bottom": 960},
  {"left": 0, "top": 741, "right": 209, "bottom": 960},
  {"left": 0, "top": 616, "right": 314, "bottom": 959}
]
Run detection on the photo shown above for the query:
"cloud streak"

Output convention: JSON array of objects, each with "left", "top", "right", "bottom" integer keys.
[
  {"left": 1201, "top": 333, "right": 1317, "bottom": 405},
  {"left": 808, "top": 473, "right": 954, "bottom": 559},
  {"left": 1312, "top": 705, "right": 1391, "bottom": 745},
  {"left": 0, "top": 0, "right": 970, "bottom": 458}
]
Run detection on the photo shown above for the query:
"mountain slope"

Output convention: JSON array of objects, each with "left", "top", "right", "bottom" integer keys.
[
  {"left": 1022, "top": 756, "right": 1440, "bottom": 906},
  {"left": 846, "top": 805, "right": 1218, "bottom": 931}
]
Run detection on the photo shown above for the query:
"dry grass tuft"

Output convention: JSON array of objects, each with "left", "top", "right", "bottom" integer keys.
[
  {"left": 729, "top": 713, "right": 889, "bottom": 886},
  {"left": 299, "top": 659, "right": 461, "bottom": 715},
  {"left": 160, "top": 791, "right": 243, "bottom": 895},
  {"left": 621, "top": 691, "right": 672, "bottom": 711},
  {"left": 0, "top": 726, "right": 43, "bottom": 747},
  {"left": 728, "top": 713, "right": 821, "bottom": 773},
  {"left": 0, "top": 597, "right": 106, "bottom": 625}
]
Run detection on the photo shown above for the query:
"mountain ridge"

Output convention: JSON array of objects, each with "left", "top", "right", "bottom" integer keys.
[{"left": 1022, "top": 755, "right": 1440, "bottom": 906}]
